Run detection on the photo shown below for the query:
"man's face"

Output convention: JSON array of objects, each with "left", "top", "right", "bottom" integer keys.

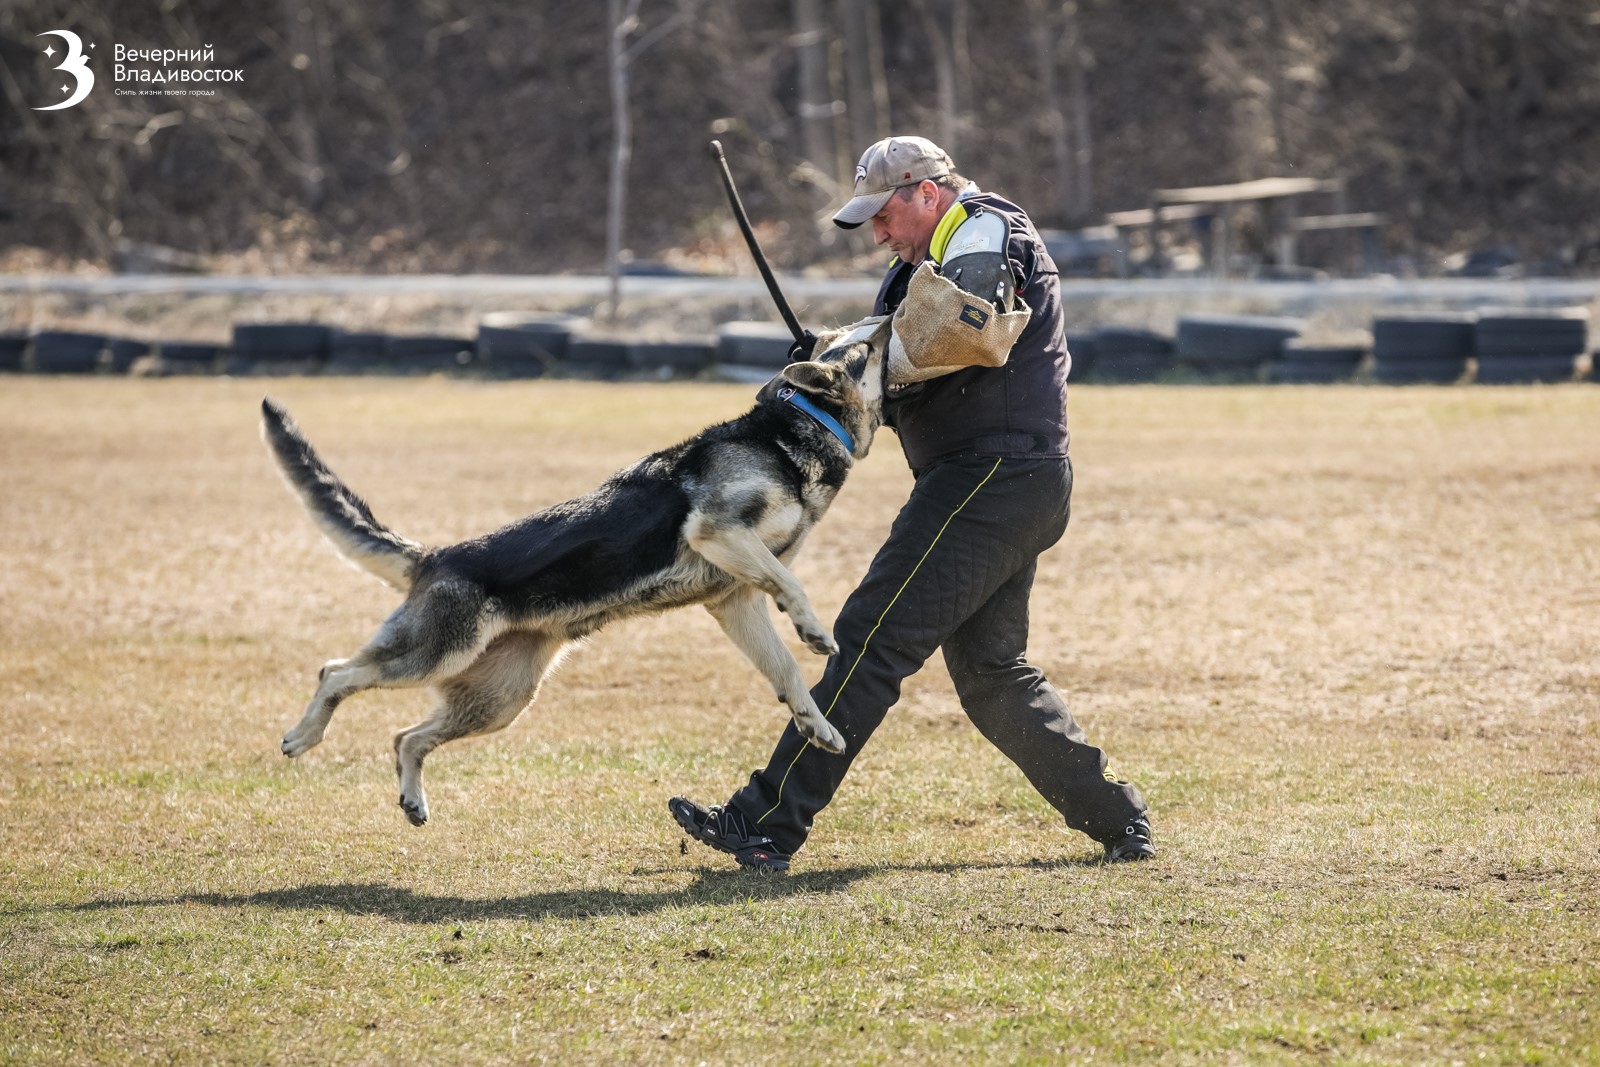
[{"left": 870, "top": 181, "right": 942, "bottom": 264}]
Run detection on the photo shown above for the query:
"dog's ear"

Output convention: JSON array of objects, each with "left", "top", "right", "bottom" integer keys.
[
  {"left": 781, "top": 359, "right": 846, "bottom": 397},
  {"left": 866, "top": 317, "right": 894, "bottom": 352}
]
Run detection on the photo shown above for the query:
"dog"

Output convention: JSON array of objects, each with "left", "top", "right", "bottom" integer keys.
[{"left": 262, "top": 319, "right": 888, "bottom": 825}]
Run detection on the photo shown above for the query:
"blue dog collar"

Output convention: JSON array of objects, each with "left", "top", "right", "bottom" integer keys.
[{"left": 777, "top": 386, "right": 854, "bottom": 454}]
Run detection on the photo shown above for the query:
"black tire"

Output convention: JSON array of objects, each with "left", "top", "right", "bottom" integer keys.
[
  {"left": 1087, "top": 351, "right": 1173, "bottom": 383},
  {"left": 1371, "top": 356, "right": 1469, "bottom": 384},
  {"left": 1066, "top": 332, "right": 1097, "bottom": 380},
  {"left": 1175, "top": 313, "right": 1304, "bottom": 366},
  {"left": 1371, "top": 314, "right": 1476, "bottom": 359},
  {"left": 107, "top": 339, "right": 152, "bottom": 373},
  {"left": 1087, "top": 327, "right": 1174, "bottom": 382},
  {"left": 564, "top": 338, "right": 631, "bottom": 379},
  {"left": 1474, "top": 311, "right": 1588, "bottom": 358},
  {"left": 477, "top": 312, "right": 576, "bottom": 378},
  {"left": 716, "top": 322, "right": 796, "bottom": 371},
  {"left": 32, "top": 331, "right": 105, "bottom": 374},
  {"left": 158, "top": 342, "right": 223, "bottom": 375},
  {"left": 231, "top": 323, "right": 331, "bottom": 362},
  {"left": 1281, "top": 341, "right": 1368, "bottom": 363},
  {"left": 0, "top": 332, "right": 29, "bottom": 372},
  {"left": 323, "top": 331, "right": 389, "bottom": 375},
  {"left": 1091, "top": 326, "right": 1174, "bottom": 357},
  {"left": 1269, "top": 360, "right": 1360, "bottom": 384},
  {"left": 383, "top": 335, "right": 475, "bottom": 374},
  {"left": 1475, "top": 355, "right": 1581, "bottom": 384},
  {"left": 627, "top": 339, "right": 715, "bottom": 376}
]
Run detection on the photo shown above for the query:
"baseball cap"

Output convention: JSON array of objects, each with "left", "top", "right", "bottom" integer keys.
[{"left": 832, "top": 136, "right": 954, "bottom": 229}]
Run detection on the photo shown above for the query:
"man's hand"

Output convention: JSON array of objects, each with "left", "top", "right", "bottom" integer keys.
[{"left": 787, "top": 329, "right": 819, "bottom": 364}]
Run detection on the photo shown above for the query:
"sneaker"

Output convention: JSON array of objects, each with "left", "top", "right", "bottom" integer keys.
[
  {"left": 1102, "top": 817, "right": 1156, "bottom": 863},
  {"left": 668, "top": 796, "right": 791, "bottom": 871}
]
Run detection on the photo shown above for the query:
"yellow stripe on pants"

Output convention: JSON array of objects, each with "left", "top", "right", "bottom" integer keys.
[{"left": 758, "top": 457, "right": 1003, "bottom": 823}]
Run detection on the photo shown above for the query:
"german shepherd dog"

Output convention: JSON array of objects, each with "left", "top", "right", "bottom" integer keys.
[{"left": 263, "top": 320, "right": 888, "bottom": 825}]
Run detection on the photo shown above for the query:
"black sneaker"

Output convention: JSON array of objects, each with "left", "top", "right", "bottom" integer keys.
[
  {"left": 668, "top": 796, "right": 791, "bottom": 871},
  {"left": 1102, "top": 817, "right": 1156, "bottom": 863}
]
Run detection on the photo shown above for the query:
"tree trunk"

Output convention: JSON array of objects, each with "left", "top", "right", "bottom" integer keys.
[
  {"left": 283, "top": 0, "right": 326, "bottom": 210},
  {"left": 1264, "top": 0, "right": 1293, "bottom": 171},
  {"left": 1027, "top": 1, "right": 1071, "bottom": 223},
  {"left": 792, "top": 0, "right": 835, "bottom": 187},
  {"left": 914, "top": 0, "right": 959, "bottom": 154},
  {"left": 604, "top": 0, "right": 635, "bottom": 322},
  {"left": 837, "top": 0, "right": 890, "bottom": 153},
  {"left": 1066, "top": 17, "right": 1095, "bottom": 219}
]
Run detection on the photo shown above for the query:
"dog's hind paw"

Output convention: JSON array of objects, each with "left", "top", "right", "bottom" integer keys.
[{"left": 399, "top": 794, "right": 429, "bottom": 826}]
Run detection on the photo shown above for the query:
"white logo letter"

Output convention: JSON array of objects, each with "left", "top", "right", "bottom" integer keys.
[{"left": 35, "top": 30, "right": 94, "bottom": 111}]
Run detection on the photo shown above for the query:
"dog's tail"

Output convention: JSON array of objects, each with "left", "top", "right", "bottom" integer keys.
[{"left": 260, "top": 398, "right": 425, "bottom": 592}]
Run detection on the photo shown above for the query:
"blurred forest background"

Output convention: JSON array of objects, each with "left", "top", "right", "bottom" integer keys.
[{"left": 2, "top": 0, "right": 1598, "bottom": 276}]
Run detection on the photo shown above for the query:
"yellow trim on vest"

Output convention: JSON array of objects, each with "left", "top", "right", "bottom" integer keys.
[{"left": 928, "top": 201, "right": 971, "bottom": 264}]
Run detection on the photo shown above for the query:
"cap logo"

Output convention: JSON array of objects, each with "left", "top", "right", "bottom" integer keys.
[
  {"left": 902, "top": 171, "right": 912, "bottom": 179},
  {"left": 854, "top": 164, "right": 867, "bottom": 185}
]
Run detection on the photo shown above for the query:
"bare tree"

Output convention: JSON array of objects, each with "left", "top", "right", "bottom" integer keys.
[
  {"left": 910, "top": 0, "right": 964, "bottom": 155},
  {"left": 837, "top": 0, "right": 890, "bottom": 152},
  {"left": 792, "top": 0, "right": 836, "bottom": 187},
  {"left": 603, "top": 0, "right": 704, "bottom": 322},
  {"left": 1023, "top": 0, "right": 1095, "bottom": 223},
  {"left": 282, "top": 0, "right": 327, "bottom": 210}
]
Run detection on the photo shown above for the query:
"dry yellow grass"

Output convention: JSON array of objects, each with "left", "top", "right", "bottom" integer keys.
[{"left": 1, "top": 376, "right": 1597, "bottom": 1065}]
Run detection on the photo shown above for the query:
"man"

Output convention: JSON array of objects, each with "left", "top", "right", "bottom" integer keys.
[{"left": 670, "top": 135, "right": 1154, "bottom": 870}]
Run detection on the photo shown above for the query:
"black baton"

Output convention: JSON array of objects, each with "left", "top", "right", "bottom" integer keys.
[{"left": 708, "top": 139, "right": 806, "bottom": 344}]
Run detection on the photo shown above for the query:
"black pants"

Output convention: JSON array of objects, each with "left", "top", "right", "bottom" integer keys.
[{"left": 729, "top": 454, "right": 1148, "bottom": 855}]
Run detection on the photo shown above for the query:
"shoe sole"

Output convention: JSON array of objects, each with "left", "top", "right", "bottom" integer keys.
[
  {"left": 1104, "top": 843, "right": 1157, "bottom": 863},
  {"left": 668, "top": 798, "right": 790, "bottom": 872}
]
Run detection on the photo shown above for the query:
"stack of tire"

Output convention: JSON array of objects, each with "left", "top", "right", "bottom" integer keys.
[
  {"left": 563, "top": 334, "right": 632, "bottom": 379},
  {"left": 1175, "top": 313, "right": 1304, "bottom": 382},
  {"left": 1087, "top": 326, "right": 1173, "bottom": 382},
  {"left": 1065, "top": 332, "right": 1097, "bottom": 380},
  {"left": 1271, "top": 337, "right": 1368, "bottom": 384},
  {"left": 1473, "top": 308, "right": 1589, "bottom": 384},
  {"left": 227, "top": 323, "right": 331, "bottom": 376},
  {"left": 1371, "top": 313, "right": 1475, "bottom": 384},
  {"left": 326, "top": 330, "right": 388, "bottom": 374},
  {"left": 715, "top": 322, "right": 795, "bottom": 382},
  {"left": 157, "top": 340, "right": 225, "bottom": 375},
  {"left": 627, "top": 338, "right": 716, "bottom": 379},
  {"left": 476, "top": 312, "right": 576, "bottom": 379},
  {"left": 1, "top": 331, "right": 31, "bottom": 372},
  {"left": 109, "top": 339, "right": 152, "bottom": 373},
  {"left": 384, "top": 333, "right": 475, "bottom": 375},
  {"left": 32, "top": 331, "right": 105, "bottom": 374}
]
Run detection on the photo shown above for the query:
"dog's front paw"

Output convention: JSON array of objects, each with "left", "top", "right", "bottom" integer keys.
[
  {"left": 802, "top": 717, "right": 847, "bottom": 755},
  {"left": 281, "top": 724, "right": 324, "bottom": 758},
  {"left": 797, "top": 622, "right": 838, "bottom": 657}
]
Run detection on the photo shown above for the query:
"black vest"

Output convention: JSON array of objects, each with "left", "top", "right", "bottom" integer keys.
[{"left": 875, "top": 190, "right": 1070, "bottom": 471}]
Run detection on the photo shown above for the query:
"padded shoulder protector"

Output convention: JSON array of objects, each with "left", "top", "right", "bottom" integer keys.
[{"left": 940, "top": 209, "right": 1015, "bottom": 312}]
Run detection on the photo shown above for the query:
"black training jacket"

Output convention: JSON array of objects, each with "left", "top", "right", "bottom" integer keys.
[{"left": 874, "top": 189, "right": 1070, "bottom": 471}]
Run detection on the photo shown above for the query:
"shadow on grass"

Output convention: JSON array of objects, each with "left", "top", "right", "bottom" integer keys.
[{"left": 49, "top": 856, "right": 1104, "bottom": 925}]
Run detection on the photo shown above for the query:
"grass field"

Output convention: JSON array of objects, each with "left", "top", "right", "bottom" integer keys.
[{"left": 2, "top": 376, "right": 1597, "bottom": 1065}]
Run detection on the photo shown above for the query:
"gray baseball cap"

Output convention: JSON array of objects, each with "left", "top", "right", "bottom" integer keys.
[{"left": 832, "top": 136, "right": 954, "bottom": 229}]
